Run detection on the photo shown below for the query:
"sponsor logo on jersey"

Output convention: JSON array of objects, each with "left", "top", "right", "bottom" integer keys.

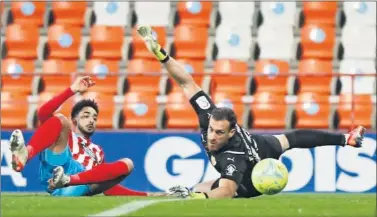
[
  {"left": 226, "top": 164, "right": 237, "bottom": 176},
  {"left": 196, "top": 96, "right": 210, "bottom": 110}
]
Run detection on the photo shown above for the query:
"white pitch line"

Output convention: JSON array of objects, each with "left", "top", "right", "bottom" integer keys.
[{"left": 88, "top": 198, "right": 181, "bottom": 217}]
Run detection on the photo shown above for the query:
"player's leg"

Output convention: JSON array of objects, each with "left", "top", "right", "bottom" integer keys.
[
  {"left": 192, "top": 180, "right": 218, "bottom": 193},
  {"left": 10, "top": 114, "right": 71, "bottom": 171},
  {"left": 274, "top": 126, "right": 366, "bottom": 153}
]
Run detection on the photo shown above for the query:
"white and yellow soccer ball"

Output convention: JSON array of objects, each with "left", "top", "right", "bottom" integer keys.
[{"left": 251, "top": 158, "right": 289, "bottom": 195}]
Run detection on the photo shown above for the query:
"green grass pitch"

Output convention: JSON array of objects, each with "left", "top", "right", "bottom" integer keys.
[{"left": 1, "top": 193, "right": 375, "bottom": 217}]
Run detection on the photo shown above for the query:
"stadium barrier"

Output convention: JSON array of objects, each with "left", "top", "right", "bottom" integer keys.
[{"left": 1, "top": 130, "right": 376, "bottom": 193}]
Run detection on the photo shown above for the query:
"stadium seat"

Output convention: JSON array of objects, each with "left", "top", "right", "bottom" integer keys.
[
  {"left": 294, "top": 92, "right": 335, "bottom": 129},
  {"left": 36, "top": 91, "right": 75, "bottom": 121},
  {"left": 1, "top": 59, "right": 35, "bottom": 95},
  {"left": 122, "top": 92, "right": 158, "bottom": 129},
  {"left": 172, "top": 25, "right": 208, "bottom": 60},
  {"left": 297, "top": 59, "right": 336, "bottom": 95},
  {"left": 301, "top": 2, "right": 337, "bottom": 26},
  {"left": 165, "top": 92, "right": 199, "bottom": 129},
  {"left": 134, "top": 2, "right": 170, "bottom": 27},
  {"left": 86, "top": 25, "right": 124, "bottom": 60},
  {"left": 213, "top": 92, "right": 245, "bottom": 126},
  {"left": 85, "top": 59, "right": 121, "bottom": 95},
  {"left": 40, "top": 60, "right": 77, "bottom": 94},
  {"left": 126, "top": 59, "right": 162, "bottom": 96},
  {"left": 337, "top": 94, "right": 374, "bottom": 129},
  {"left": 253, "top": 59, "right": 291, "bottom": 95},
  {"left": 1, "top": 91, "right": 30, "bottom": 129},
  {"left": 50, "top": 2, "right": 87, "bottom": 27},
  {"left": 259, "top": 2, "right": 296, "bottom": 27},
  {"left": 45, "top": 24, "right": 82, "bottom": 60},
  {"left": 217, "top": 2, "right": 255, "bottom": 27},
  {"left": 3, "top": 24, "right": 39, "bottom": 59},
  {"left": 129, "top": 26, "right": 167, "bottom": 60},
  {"left": 339, "top": 25, "right": 376, "bottom": 60},
  {"left": 342, "top": 2, "right": 376, "bottom": 27},
  {"left": 93, "top": 2, "right": 129, "bottom": 27},
  {"left": 256, "top": 25, "right": 294, "bottom": 61},
  {"left": 175, "top": 1, "right": 212, "bottom": 27},
  {"left": 9, "top": 2, "right": 46, "bottom": 27},
  {"left": 298, "top": 24, "right": 336, "bottom": 60},
  {"left": 339, "top": 59, "right": 376, "bottom": 94},
  {"left": 214, "top": 25, "right": 252, "bottom": 61},
  {"left": 43, "top": 59, "right": 77, "bottom": 74},
  {"left": 250, "top": 92, "right": 288, "bottom": 129}
]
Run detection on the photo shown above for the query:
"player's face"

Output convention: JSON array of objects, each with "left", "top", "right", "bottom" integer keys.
[
  {"left": 76, "top": 106, "right": 98, "bottom": 137},
  {"left": 207, "top": 118, "right": 235, "bottom": 152}
]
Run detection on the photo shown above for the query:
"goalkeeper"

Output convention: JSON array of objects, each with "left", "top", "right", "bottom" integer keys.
[{"left": 136, "top": 25, "right": 366, "bottom": 199}]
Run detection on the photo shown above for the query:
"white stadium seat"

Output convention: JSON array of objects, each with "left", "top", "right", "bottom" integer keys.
[
  {"left": 214, "top": 25, "right": 252, "bottom": 60},
  {"left": 218, "top": 2, "right": 255, "bottom": 26},
  {"left": 343, "top": 2, "right": 376, "bottom": 26},
  {"left": 339, "top": 59, "right": 376, "bottom": 94},
  {"left": 257, "top": 25, "right": 294, "bottom": 61},
  {"left": 93, "top": 2, "right": 129, "bottom": 26},
  {"left": 260, "top": 2, "right": 297, "bottom": 27},
  {"left": 340, "top": 25, "right": 376, "bottom": 60},
  {"left": 134, "top": 2, "right": 170, "bottom": 26}
]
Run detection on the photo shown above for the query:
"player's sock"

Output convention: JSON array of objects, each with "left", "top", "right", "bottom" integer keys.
[
  {"left": 68, "top": 161, "right": 129, "bottom": 185},
  {"left": 26, "top": 116, "right": 63, "bottom": 160},
  {"left": 285, "top": 129, "right": 346, "bottom": 149},
  {"left": 104, "top": 184, "right": 147, "bottom": 196}
]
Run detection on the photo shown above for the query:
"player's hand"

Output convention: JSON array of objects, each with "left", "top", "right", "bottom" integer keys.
[
  {"left": 70, "top": 76, "right": 95, "bottom": 93},
  {"left": 167, "top": 185, "right": 207, "bottom": 199},
  {"left": 136, "top": 25, "right": 160, "bottom": 54}
]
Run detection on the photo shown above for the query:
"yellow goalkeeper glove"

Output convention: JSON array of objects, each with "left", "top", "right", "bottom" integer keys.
[
  {"left": 167, "top": 185, "right": 209, "bottom": 199},
  {"left": 136, "top": 25, "right": 169, "bottom": 63}
]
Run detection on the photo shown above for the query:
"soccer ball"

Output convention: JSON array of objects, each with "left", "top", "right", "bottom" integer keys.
[{"left": 251, "top": 158, "right": 289, "bottom": 195}]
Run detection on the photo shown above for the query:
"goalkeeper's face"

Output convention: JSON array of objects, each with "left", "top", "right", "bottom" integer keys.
[
  {"left": 76, "top": 106, "right": 98, "bottom": 137},
  {"left": 207, "top": 118, "right": 236, "bottom": 152}
]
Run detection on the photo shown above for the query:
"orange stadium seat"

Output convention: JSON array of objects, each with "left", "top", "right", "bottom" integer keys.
[
  {"left": 10, "top": 2, "right": 46, "bottom": 27},
  {"left": 250, "top": 92, "right": 288, "bottom": 129},
  {"left": 40, "top": 60, "right": 76, "bottom": 93},
  {"left": 176, "top": 1, "right": 213, "bottom": 27},
  {"left": 294, "top": 92, "right": 334, "bottom": 129},
  {"left": 50, "top": 1, "right": 87, "bottom": 27},
  {"left": 85, "top": 59, "right": 120, "bottom": 95},
  {"left": 87, "top": 25, "right": 124, "bottom": 60},
  {"left": 298, "top": 24, "right": 335, "bottom": 60},
  {"left": 126, "top": 59, "right": 162, "bottom": 95},
  {"left": 1, "top": 59, "right": 35, "bottom": 95},
  {"left": 213, "top": 92, "right": 245, "bottom": 126},
  {"left": 122, "top": 92, "right": 158, "bottom": 129},
  {"left": 130, "top": 26, "right": 167, "bottom": 60},
  {"left": 36, "top": 91, "right": 75, "bottom": 124},
  {"left": 165, "top": 92, "right": 199, "bottom": 129},
  {"left": 172, "top": 25, "right": 208, "bottom": 60},
  {"left": 4, "top": 24, "right": 39, "bottom": 59},
  {"left": 254, "top": 60, "right": 290, "bottom": 95},
  {"left": 45, "top": 24, "right": 82, "bottom": 60},
  {"left": 297, "top": 59, "right": 335, "bottom": 95},
  {"left": 1, "top": 91, "right": 29, "bottom": 129},
  {"left": 337, "top": 94, "right": 373, "bottom": 129},
  {"left": 168, "top": 59, "right": 205, "bottom": 94},
  {"left": 302, "top": 2, "right": 337, "bottom": 26}
]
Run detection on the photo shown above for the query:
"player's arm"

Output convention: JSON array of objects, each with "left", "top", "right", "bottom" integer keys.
[
  {"left": 136, "top": 25, "right": 201, "bottom": 100},
  {"left": 37, "top": 76, "right": 95, "bottom": 123},
  {"left": 206, "top": 178, "right": 238, "bottom": 198}
]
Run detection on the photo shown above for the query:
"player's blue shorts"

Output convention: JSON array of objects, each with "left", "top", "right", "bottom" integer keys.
[{"left": 39, "top": 145, "right": 91, "bottom": 197}]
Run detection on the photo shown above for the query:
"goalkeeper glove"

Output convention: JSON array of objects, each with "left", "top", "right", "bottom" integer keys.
[
  {"left": 167, "top": 185, "right": 208, "bottom": 199},
  {"left": 136, "top": 25, "right": 169, "bottom": 63}
]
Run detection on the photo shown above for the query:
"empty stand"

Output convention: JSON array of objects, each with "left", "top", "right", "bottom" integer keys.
[
  {"left": 92, "top": 2, "right": 129, "bottom": 27},
  {"left": 164, "top": 92, "right": 199, "bottom": 129},
  {"left": 3, "top": 24, "right": 39, "bottom": 59},
  {"left": 36, "top": 91, "right": 75, "bottom": 120},
  {"left": 86, "top": 25, "right": 124, "bottom": 60},
  {"left": 301, "top": 2, "right": 337, "bottom": 26},
  {"left": 122, "top": 92, "right": 158, "bottom": 128},
  {"left": 133, "top": 2, "right": 170, "bottom": 27},
  {"left": 217, "top": 2, "right": 255, "bottom": 27},
  {"left": 44, "top": 24, "right": 82, "bottom": 60},
  {"left": 259, "top": 2, "right": 296, "bottom": 27},
  {"left": 175, "top": 1, "right": 212, "bottom": 27},
  {"left": 342, "top": 2, "right": 376, "bottom": 27},
  {"left": 40, "top": 60, "right": 77, "bottom": 93},
  {"left": 1, "top": 91, "right": 30, "bottom": 129},
  {"left": 337, "top": 94, "right": 374, "bottom": 129},
  {"left": 171, "top": 25, "right": 208, "bottom": 60},
  {"left": 85, "top": 59, "right": 121, "bottom": 95},
  {"left": 214, "top": 25, "right": 252, "bottom": 61},
  {"left": 9, "top": 2, "right": 46, "bottom": 27},
  {"left": 49, "top": 2, "right": 87, "bottom": 26},
  {"left": 1, "top": 59, "right": 35, "bottom": 95},
  {"left": 339, "top": 25, "right": 376, "bottom": 60},
  {"left": 129, "top": 26, "right": 167, "bottom": 60}
]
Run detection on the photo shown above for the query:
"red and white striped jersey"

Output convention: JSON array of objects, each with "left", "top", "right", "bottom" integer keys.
[{"left": 68, "top": 131, "right": 105, "bottom": 170}]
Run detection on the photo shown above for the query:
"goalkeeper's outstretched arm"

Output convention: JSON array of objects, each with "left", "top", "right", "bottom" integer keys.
[{"left": 137, "top": 25, "right": 202, "bottom": 100}]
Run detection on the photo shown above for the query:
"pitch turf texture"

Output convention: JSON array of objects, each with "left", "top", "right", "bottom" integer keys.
[{"left": 1, "top": 193, "right": 375, "bottom": 217}]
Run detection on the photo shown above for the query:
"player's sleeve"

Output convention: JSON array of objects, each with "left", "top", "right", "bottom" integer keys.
[
  {"left": 189, "top": 90, "right": 216, "bottom": 129},
  {"left": 219, "top": 154, "right": 247, "bottom": 186}
]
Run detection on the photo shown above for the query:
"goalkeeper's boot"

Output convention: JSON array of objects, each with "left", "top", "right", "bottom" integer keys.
[
  {"left": 48, "top": 166, "right": 70, "bottom": 190},
  {"left": 346, "top": 126, "right": 366, "bottom": 148},
  {"left": 10, "top": 129, "right": 28, "bottom": 172}
]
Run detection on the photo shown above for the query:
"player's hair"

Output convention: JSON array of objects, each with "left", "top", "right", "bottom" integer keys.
[
  {"left": 71, "top": 99, "right": 99, "bottom": 118},
  {"left": 211, "top": 107, "right": 237, "bottom": 130}
]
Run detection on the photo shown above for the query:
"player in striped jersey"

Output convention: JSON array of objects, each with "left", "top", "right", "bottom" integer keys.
[{"left": 9, "top": 76, "right": 153, "bottom": 197}]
